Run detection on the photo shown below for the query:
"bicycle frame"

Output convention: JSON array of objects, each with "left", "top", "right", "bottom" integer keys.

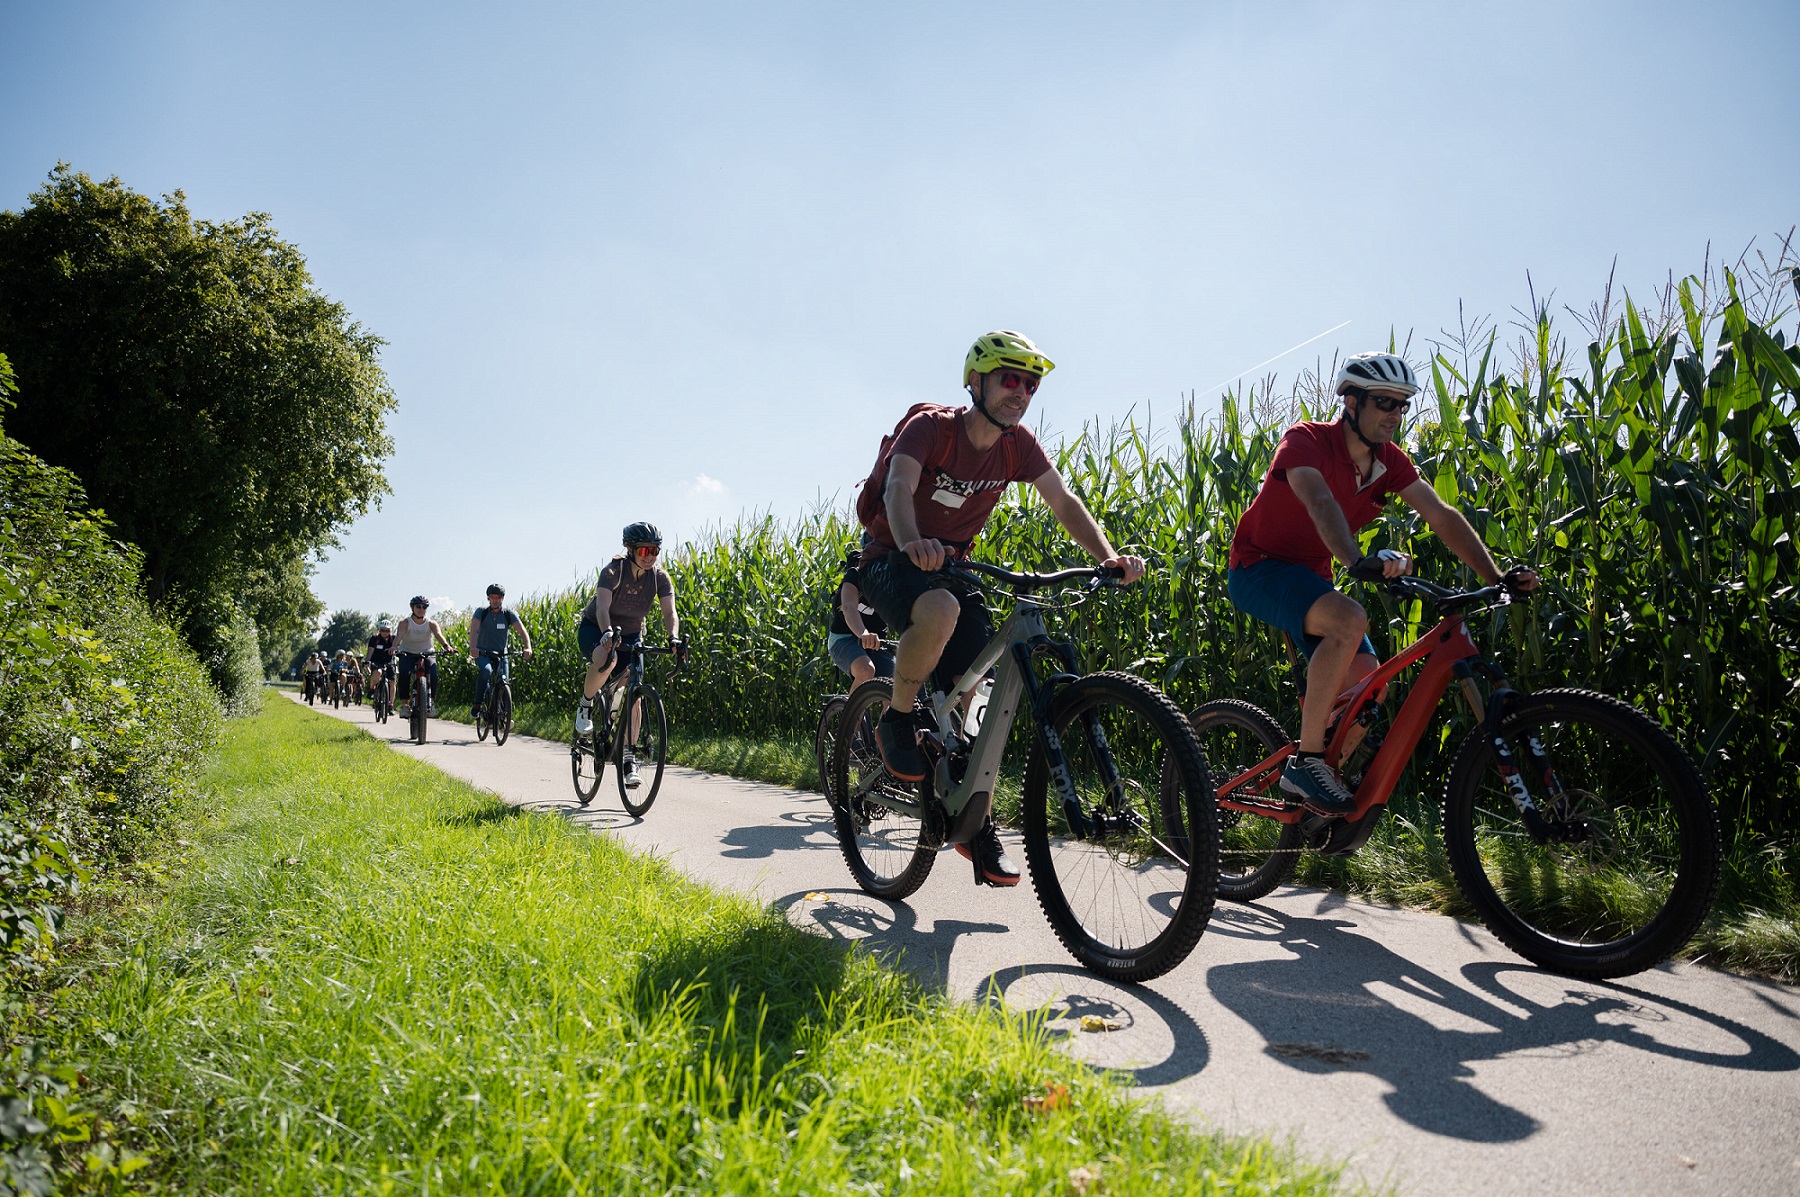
[
  {"left": 1219, "top": 608, "right": 1486, "bottom": 825},
  {"left": 851, "top": 578, "right": 1098, "bottom": 850}
]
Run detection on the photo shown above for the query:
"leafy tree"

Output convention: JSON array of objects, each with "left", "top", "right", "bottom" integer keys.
[
  {"left": 0, "top": 165, "right": 394, "bottom": 648},
  {"left": 317, "top": 609, "right": 373, "bottom": 656}
]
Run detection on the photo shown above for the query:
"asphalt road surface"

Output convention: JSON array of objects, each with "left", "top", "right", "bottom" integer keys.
[{"left": 287, "top": 691, "right": 1800, "bottom": 1196}]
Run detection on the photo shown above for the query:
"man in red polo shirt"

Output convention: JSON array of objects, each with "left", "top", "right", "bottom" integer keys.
[
  {"left": 859, "top": 329, "right": 1146, "bottom": 886},
  {"left": 1228, "top": 351, "right": 1536, "bottom": 815}
]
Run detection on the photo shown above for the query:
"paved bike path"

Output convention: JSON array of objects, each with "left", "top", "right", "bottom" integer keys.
[{"left": 286, "top": 693, "right": 1800, "bottom": 1196}]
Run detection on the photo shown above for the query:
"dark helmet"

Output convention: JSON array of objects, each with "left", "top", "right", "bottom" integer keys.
[
  {"left": 486, "top": 583, "right": 505, "bottom": 596},
  {"left": 622, "top": 521, "right": 663, "bottom": 548},
  {"left": 409, "top": 595, "right": 429, "bottom": 609}
]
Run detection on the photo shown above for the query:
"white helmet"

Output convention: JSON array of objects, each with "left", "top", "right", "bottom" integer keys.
[{"left": 1334, "top": 352, "right": 1419, "bottom": 398}]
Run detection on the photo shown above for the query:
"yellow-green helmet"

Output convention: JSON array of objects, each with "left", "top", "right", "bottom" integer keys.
[{"left": 963, "top": 330, "right": 1055, "bottom": 387}]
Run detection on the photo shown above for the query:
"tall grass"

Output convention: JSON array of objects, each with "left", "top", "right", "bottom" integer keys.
[{"left": 55, "top": 696, "right": 1348, "bottom": 1194}]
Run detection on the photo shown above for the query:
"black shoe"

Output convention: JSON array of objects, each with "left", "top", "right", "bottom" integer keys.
[
  {"left": 955, "top": 818, "right": 1021, "bottom": 887},
  {"left": 875, "top": 708, "right": 926, "bottom": 781}
]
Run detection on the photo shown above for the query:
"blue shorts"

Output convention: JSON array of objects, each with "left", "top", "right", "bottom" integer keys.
[
  {"left": 828, "top": 632, "right": 895, "bottom": 679},
  {"left": 1228, "top": 558, "right": 1376, "bottom": 660}
]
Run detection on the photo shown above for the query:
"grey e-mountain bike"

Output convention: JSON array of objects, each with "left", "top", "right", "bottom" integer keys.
[{"left": 830, "top": 560, "right": 1220, "bottom": 982}]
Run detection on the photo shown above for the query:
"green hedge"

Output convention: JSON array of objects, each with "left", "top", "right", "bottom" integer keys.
[{"left": 0, "top": 357, "right": 224, "bottom": 1191}]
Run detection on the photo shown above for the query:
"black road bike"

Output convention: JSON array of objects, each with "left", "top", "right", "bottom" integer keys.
[
  {"left": 403, "top": 651, "right": 441, "bottom": 746},
  {"left": 472, "top": 649, "right": 519, "bottom": 746},
  {"left": 369, "top": 660, "right": 396, "bottom": 724},
  {"left": 831, "top": 561, "right": 1220, "bottom": 982},
  {"left": 570, "top": 639, "right": 682, "bottom": 817}
]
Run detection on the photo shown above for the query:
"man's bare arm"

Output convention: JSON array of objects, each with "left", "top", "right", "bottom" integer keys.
[
  {"left": 1399, "top": 480, "right": 1502, "bottom": 583},
  {"left": 1032, "top": 470, "right": 1146, "bottom": 583},
  {"left": 884, "top": 454, "right": 948, "bottom": 571},
  {"left": 1288, "top": 467, "right": 1366, "bottom": 567}
]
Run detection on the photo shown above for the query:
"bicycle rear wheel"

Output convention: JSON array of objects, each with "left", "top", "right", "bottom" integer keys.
[
  {"left": 1186, "top": 699, "right": 1304, "bottom": 902},
  {"left": 494, "top": 684, "right": 512, "bottom": 746},
  {"left": 617, "top": 681, "right": 667, "bottom": 817},
  {"left": 570, "top": 693, "right": 608, "bottom": 805},
  {"left": 1022, "top": 672, "right": 1218, "bottom": 982},
  {"left": 831, "top": 680, "right": 936, "bottom": 899},
  {"left": 814, "top": 695, "right": 848, "bottom": 807},
  {"left": 475, "top": 696, "right": 490, "bottom": 741},
  {"left": 1442, "top": 688, "right": 1721, "bottom": 979}
]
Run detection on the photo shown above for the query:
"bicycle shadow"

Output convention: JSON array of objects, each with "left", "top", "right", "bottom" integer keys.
[
  {"left": 770, "top": 886, "right": 1008, "bottom": 991},
  {"left": 719, "top": 805, "right": 840, "bottom": 859},
  {"left": 977, "top": 963, "right": 1212, "bottom": 1087},
  {"left": 1204, "top": 899, "right": 1800, "bottom": 1143}
]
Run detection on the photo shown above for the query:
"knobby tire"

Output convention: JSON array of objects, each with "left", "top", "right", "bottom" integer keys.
[
  {"left": 1022, "top": 671, "right": 1219, "bottom": 982},
  {"left": 1442, "top": 688, "right": 1721, "bottom": 978},
  {"left": 830, "top": 680, "right": 936, "bottom": 899},
  {"left": 1186, "top": 699, "right": 1304, "bottom": 902}
]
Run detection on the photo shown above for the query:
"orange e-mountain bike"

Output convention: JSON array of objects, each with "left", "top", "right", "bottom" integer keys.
[{"left": 1186, "top": 565, "right": 1721, "bottom": 979}]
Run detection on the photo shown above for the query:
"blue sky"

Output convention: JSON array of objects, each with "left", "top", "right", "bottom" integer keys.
[{"left": 3, "top": 1, "right": 1795, "bottom": 619}]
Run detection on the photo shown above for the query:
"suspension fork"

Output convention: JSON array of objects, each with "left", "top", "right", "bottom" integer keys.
[
  {"left": 1015, "top": 637, "right": 1129, "bottom": 841},
  {"left": 1460, "top": 659, "right": 1565, "bottom": 841}
]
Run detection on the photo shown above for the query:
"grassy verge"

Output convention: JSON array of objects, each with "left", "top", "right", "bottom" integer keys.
[
  {"left": 437, "top": 701, "right": 1799, "bottom": 981},
  {"left": 50, "top": 697, "right": 1347, "bottom": 1195}
]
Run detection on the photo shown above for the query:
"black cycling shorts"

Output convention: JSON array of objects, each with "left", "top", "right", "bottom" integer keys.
[{"left": 858, "top": 551, "right": 992, "bottom": 694}]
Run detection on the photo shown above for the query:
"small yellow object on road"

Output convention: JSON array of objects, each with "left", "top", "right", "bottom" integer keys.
[
  {"left": 803, "top": 892, "right": 830, "bottom": 902},
  {"left": 1079, "top": 1015, "right": 1121, "bottom": 1032}
]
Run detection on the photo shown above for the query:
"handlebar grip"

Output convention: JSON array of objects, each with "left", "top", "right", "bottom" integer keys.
[{"left": 1347, "top": 555, "right": 1388, "bottom": 582}]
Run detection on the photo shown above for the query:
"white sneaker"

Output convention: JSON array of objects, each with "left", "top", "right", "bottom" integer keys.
[
  {"left": 623, "top": 753, "right": 642, "bottom": 789},
  {"left": 427, "top": 702, "right": 437, "bottom": 718},
  {"left": 574, "top": 703, "right": 593, "bottom": 735}
]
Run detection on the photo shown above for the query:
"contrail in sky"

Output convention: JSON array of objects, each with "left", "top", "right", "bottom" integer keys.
[{"left": 1199, "top": 319, "right": 1352, "bottom": 397}]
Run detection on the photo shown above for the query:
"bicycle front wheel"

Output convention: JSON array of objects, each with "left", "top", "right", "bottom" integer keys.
[
  {"left": 1187, "top": 699, "right": 1304, "bottom": 902},
  {"left": 617, "top": 682, "right": 667, "bottom": 817},
  {"left": 1443, "top": 689, "right": 1721, "bottom": 979},
  {"left": 831, "top": 681, "right": 936, "bottom": 899},
  {"left": 1022, "top": 672, "right": 1219, "bottom": 982},
  {"left": 412, "top": 681, "right": 428, "bottom": 746},
  {"left": 814, "top": 695, "right": 848, "bottom": 807},
  {"left": 494, "top": 684, "right": 512, "bottom": 746}
]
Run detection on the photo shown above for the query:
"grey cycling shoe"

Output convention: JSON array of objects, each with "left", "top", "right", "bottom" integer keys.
[{"left": 1279, "top": 753, "right": 1358, "bottom": 816}]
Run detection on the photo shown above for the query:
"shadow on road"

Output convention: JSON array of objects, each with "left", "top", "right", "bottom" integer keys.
[
  {"left": 1205, "top": 898, "right": 1800, "bottom": 1143},
  {"left": 771, "top": 887, "right": 1012, "bottom": 992},
  {"left": 978, "top": 963, "right": 1213, "bottom": 1087},
  {"left": 720, "top": 807, "right": 839, "bottom": 859}
]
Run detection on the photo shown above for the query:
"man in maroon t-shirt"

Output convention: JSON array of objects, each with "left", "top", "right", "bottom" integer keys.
[
  {"left": 1227, "top": 351, "right": 1536, "bottom": 816},
  {"left": 859, "top": 330, "right": 1146, "bottom": 886}
]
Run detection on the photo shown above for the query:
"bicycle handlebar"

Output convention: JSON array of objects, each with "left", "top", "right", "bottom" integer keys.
[
  {"left": 1363, "top": 573, "right": 1512, "bottom": 612},
  {"left": 941, "top": 560, "right": 1127, "bottom": 591}
]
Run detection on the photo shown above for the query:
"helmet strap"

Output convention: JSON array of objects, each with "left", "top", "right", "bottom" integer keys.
[
  {"left": 1341, "top": 394, "right": 1382, "bottom": 454},
  {"left": 970, "top": 374, "right": 1012, "bottom": 431}
]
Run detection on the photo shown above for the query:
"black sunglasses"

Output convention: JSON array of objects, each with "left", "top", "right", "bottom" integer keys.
[{"left": 1367, "top": 392, "right": 1412, "bottom": 413}]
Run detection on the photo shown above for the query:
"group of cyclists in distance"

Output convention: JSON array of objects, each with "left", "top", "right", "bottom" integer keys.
[{"left": 323, "top": 328, "right": 1538, "bottom": 891}]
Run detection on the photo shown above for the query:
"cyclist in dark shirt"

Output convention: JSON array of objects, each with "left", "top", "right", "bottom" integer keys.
[
  {"left": 467, "top": 584, "right": 533, "bottom": 720},
  {"left": 828, "top": 549, "right": 892, "bottom": 687},
  {"left": 574, "top": 522, "right": 686, "bottom": 787},
  {"left": 857, "top": 330, "right": 1145, "bottom": 886}
]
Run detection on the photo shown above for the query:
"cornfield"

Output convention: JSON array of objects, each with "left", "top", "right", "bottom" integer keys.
[{"left": 443, "top": 250, "right": 1800, "bottom": 840}]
